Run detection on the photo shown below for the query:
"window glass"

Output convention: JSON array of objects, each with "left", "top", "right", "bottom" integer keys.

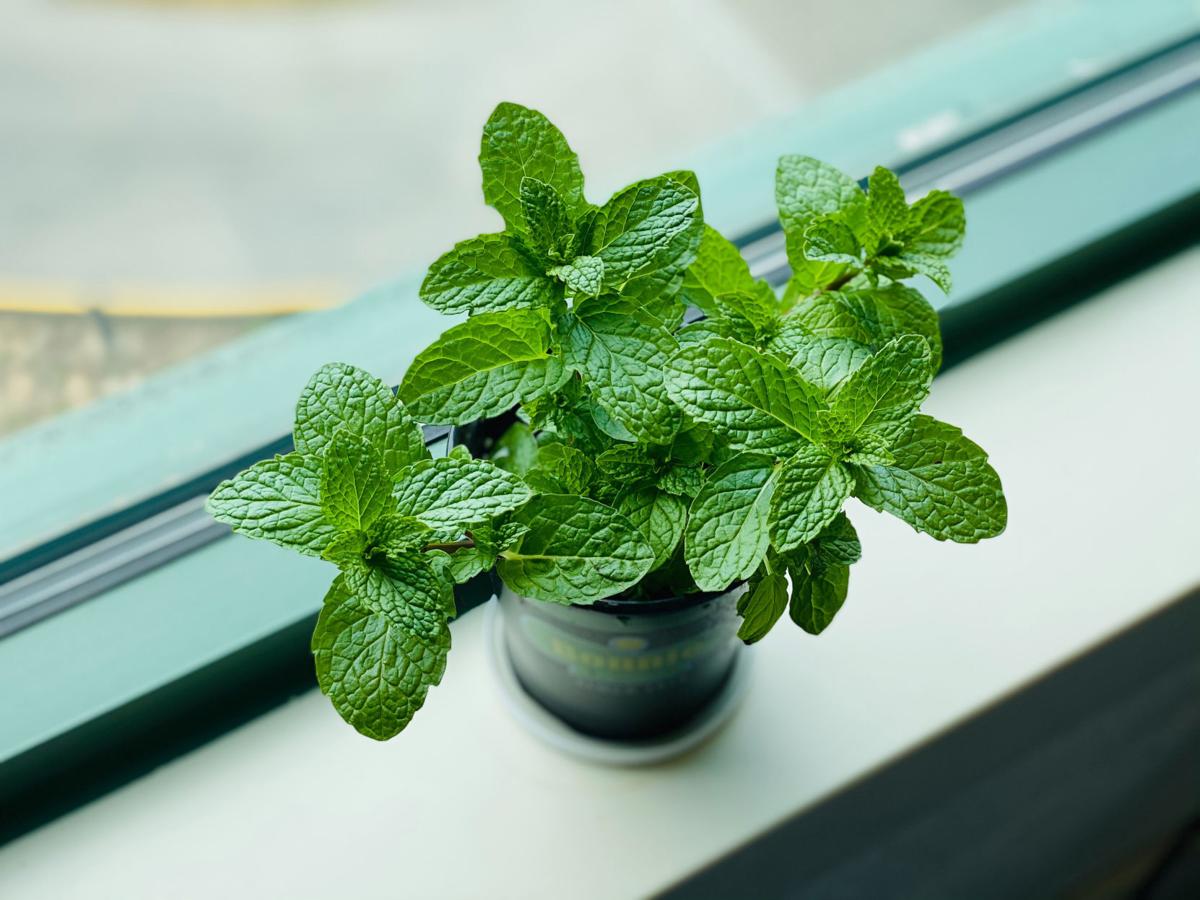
[{"left": 1, "top": 0, "right": 1022, "bottom": 437}]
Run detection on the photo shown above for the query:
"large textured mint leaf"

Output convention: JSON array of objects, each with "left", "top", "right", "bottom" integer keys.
[
  {"left": 788, "top": 561, "right": 850, "bottom": 635},
  {"left": 562, "top": 294, "right": 681, "bottom": 443},
  {"left": 343, "top": 554, "right": 450, "bottom": 640},
  {"left": 776, "top": 156, "right": 866, "bottom": 260},
  {"left": 769, "top": 333, "right": 872, "bottom": 393},
  {"left": 320, "top": 431, "right": 392, "bottom": 534},
  {"left": 420, "top": 233, "right": 556, "bottom": 316},
  {"left": 520, "top": 176, "right": 572, "bottom": 255},
  {"left": 399, "top": 309, "right": 567, "bottom": 424},
  {"left": 496, "top": 494, "right": 654, "bottom": 604},
  {"left": 550, "top": 255, "right": 603, "bottom": 298},
  {"left": 619, "top": 169, "right": 703, "bottom": 318},
  {"left": 828, "top": 335, "right": 931, "bottom": 441},
  {"left": 617, "top": 487, "right": 686, "bottom": 571},
  {"left": 393, "top": 456, "right": 532, "bottom": 528},
  {"left": 684, "top": 453, "right": 777, "bottom": 591},
  {"left": 293, "top": 363, "right": 427, "bottom": 477},
  {"left": 737, "top": 571, "right": 788, "bottom": 643},
  {"left": 312, "top": 578, "right": 450, "bottom": 740},
  {"left": 480, "top": 102, "right": 587, "bottom": 228},
  {"left": 768, "top": 445, "right": 852, "bottom": 551},
  {"left": 584, "top": 176, "right": 701, "bottom": 286},
  {"left": 681, "top": 224, "right": 757, "bottom": 317},
  {"left": 664, "top": 336, "right": 823, "bottom": 453},
  {"left": 852, "top": 415, "right": 1007, "bottom": 542},
  {"left": 207, "top": 453, "right": 336, "bottom": 557},
  {"left": 788, "top": 283, "right": 942, "bottom": 371}
]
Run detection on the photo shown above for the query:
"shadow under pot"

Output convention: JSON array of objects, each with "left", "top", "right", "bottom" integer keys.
[{"left": 450, "top": 415, "right": 745, "bottom": 742}]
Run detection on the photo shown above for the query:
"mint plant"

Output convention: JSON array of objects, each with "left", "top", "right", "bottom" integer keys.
[{"left": 208, "top": 103, "right": 1007, "bottom": 741}]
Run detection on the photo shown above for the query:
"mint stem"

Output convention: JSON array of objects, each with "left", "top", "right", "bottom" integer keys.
[{"left": 422, "top": 538, "right": 476, "bottom": 554}]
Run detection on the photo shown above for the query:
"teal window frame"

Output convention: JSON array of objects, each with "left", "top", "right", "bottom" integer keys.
[{"left": 2, "top": 0, "right": 1198, "bottom": 841}]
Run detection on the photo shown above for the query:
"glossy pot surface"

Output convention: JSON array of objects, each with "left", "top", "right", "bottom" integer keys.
[{"left": 498, "top": 583, "right": 745, "bottom": 741}]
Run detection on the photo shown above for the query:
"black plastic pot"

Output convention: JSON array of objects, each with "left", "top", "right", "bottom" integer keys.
[
  {"left": 451, "top": 415, "right": 745, "bottom": 741},
  {"left": 498, "top": 582, "right": 744, "bottom": 740}
]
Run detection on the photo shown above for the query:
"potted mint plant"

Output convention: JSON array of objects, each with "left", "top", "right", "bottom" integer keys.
[{"left": 208, "top": 103, "right": 1006, "bottom": 744}]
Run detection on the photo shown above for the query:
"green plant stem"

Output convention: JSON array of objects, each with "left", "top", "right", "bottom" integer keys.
[{"left": 421, "top": 538, "right": 476, "bottom": 554}]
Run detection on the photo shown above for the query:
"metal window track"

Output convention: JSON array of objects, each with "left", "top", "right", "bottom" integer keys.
[{"left": 0, "top": 34, "right": 1197, "bottom": 641}]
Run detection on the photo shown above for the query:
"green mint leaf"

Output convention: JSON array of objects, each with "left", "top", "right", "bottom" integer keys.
[
  {"left": 776, "top": 155, "right": 866, "bottom": 259},
  {"left": 312, "top": 577, "right": 450, "bottom": 740},
  {"left": 788, "top": 559, "right": 849, "bottom": 635},
  {"left": 480, "top": 102, "right": 587, "bottom": 229},
  {"left": 562, "top": 294, "right": 681, "bottom": 443},
  {"left": 321, "top": 530, "right": 369, "bottom": 566},
  {"left": 207, "top": 453, "right": 336, "bottom": 557},
  {"left": 399, "top": 308, "right": 568, "bottom": 424},
  {"left": 843, "top": 431, "right": 895, "bottom": 467},
  {"left": 737, "top": 570, "right": 788, "bottom": 643},
  {"left": 813, "top": 512, "right": 862, "bottom": 566},
  {"left": 617, "top": 169, "right": 703, "bottom": 319},
  {"left": 779, "top": 513, "right": 860, "bottom": 635},
  {"left": 491, "top": 422, "right": 539, "bottom": 475},
  {"left": 585, "top": 396, "right": 639, "bottom": 442},
  {"left": 711, "top": 283, "right": 782, "bottom": 339},
  {"left": 616, "top": 487, "right": 686, "bottom": 571},
  {"left": 420, "top": 232, "right": 556, "bottom": 316},
  {"left": 789, "top": 283, "right": 942, "bottom": 371},
  {"left": 519, "top": 176, "right": 572, "bottom": 255},
  {"left": 371, "top": 514, "right": 435, "bottom": 553},
  {"left": 681, "top": 224, "right": 757, "bottom": 317},
  {"left": 497, "top": 494, "right": 654, "bottom": 604},
  {"left": 656, "top": 463, "right": 705, "bottom": 499},
  {"left": 595, "top": 442, "right": 658, "bottom": 484},
  {"left": 865, "top": 166, "right": 909, "bottom": 238},
  {"left": 343, "top": 554, "right": 451, "bottom": 640},
  {"left": 684, "top": 452, "right": 777, "bottom": 591},
  {"left": 829, "top": 334, "right": 931, "bottom": 441},
  {"left": 852, "top": 415, "right": 1007, "bottom": 542},
  {"left": 584, "top": 175, "right": 701, "bottom": 286},
  {"left": 320, "top": 431, "right": 393, "bottom": 534},
  {"left": 549, "top": 255, "right": 603, "bottom": 297},
  {"left": 525, "top": 442, "right": 595, "bottom": 495},
  {"left": 664, "top": 335, "right": 823, "bottom": 453},
  {"left": 393, "top": 456, "right": 533, "bottom": 529},
  {"left": 768, "top": 445, "right": 852, "bottom": 551},
  {"left": 293, "top": 363, "right": 427, "bottom": 478},
  {"left": 901, "top": 190, "right": 965, "bottom": 259},
  {"left": 769, "top": 333, "right": 872, "bottom": 393},
  {"left": 803, "top": 215, "right": 862, "bottom": 265},
  {"left": 900, "top": 253, "right": 954, "bottom": 294}
]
